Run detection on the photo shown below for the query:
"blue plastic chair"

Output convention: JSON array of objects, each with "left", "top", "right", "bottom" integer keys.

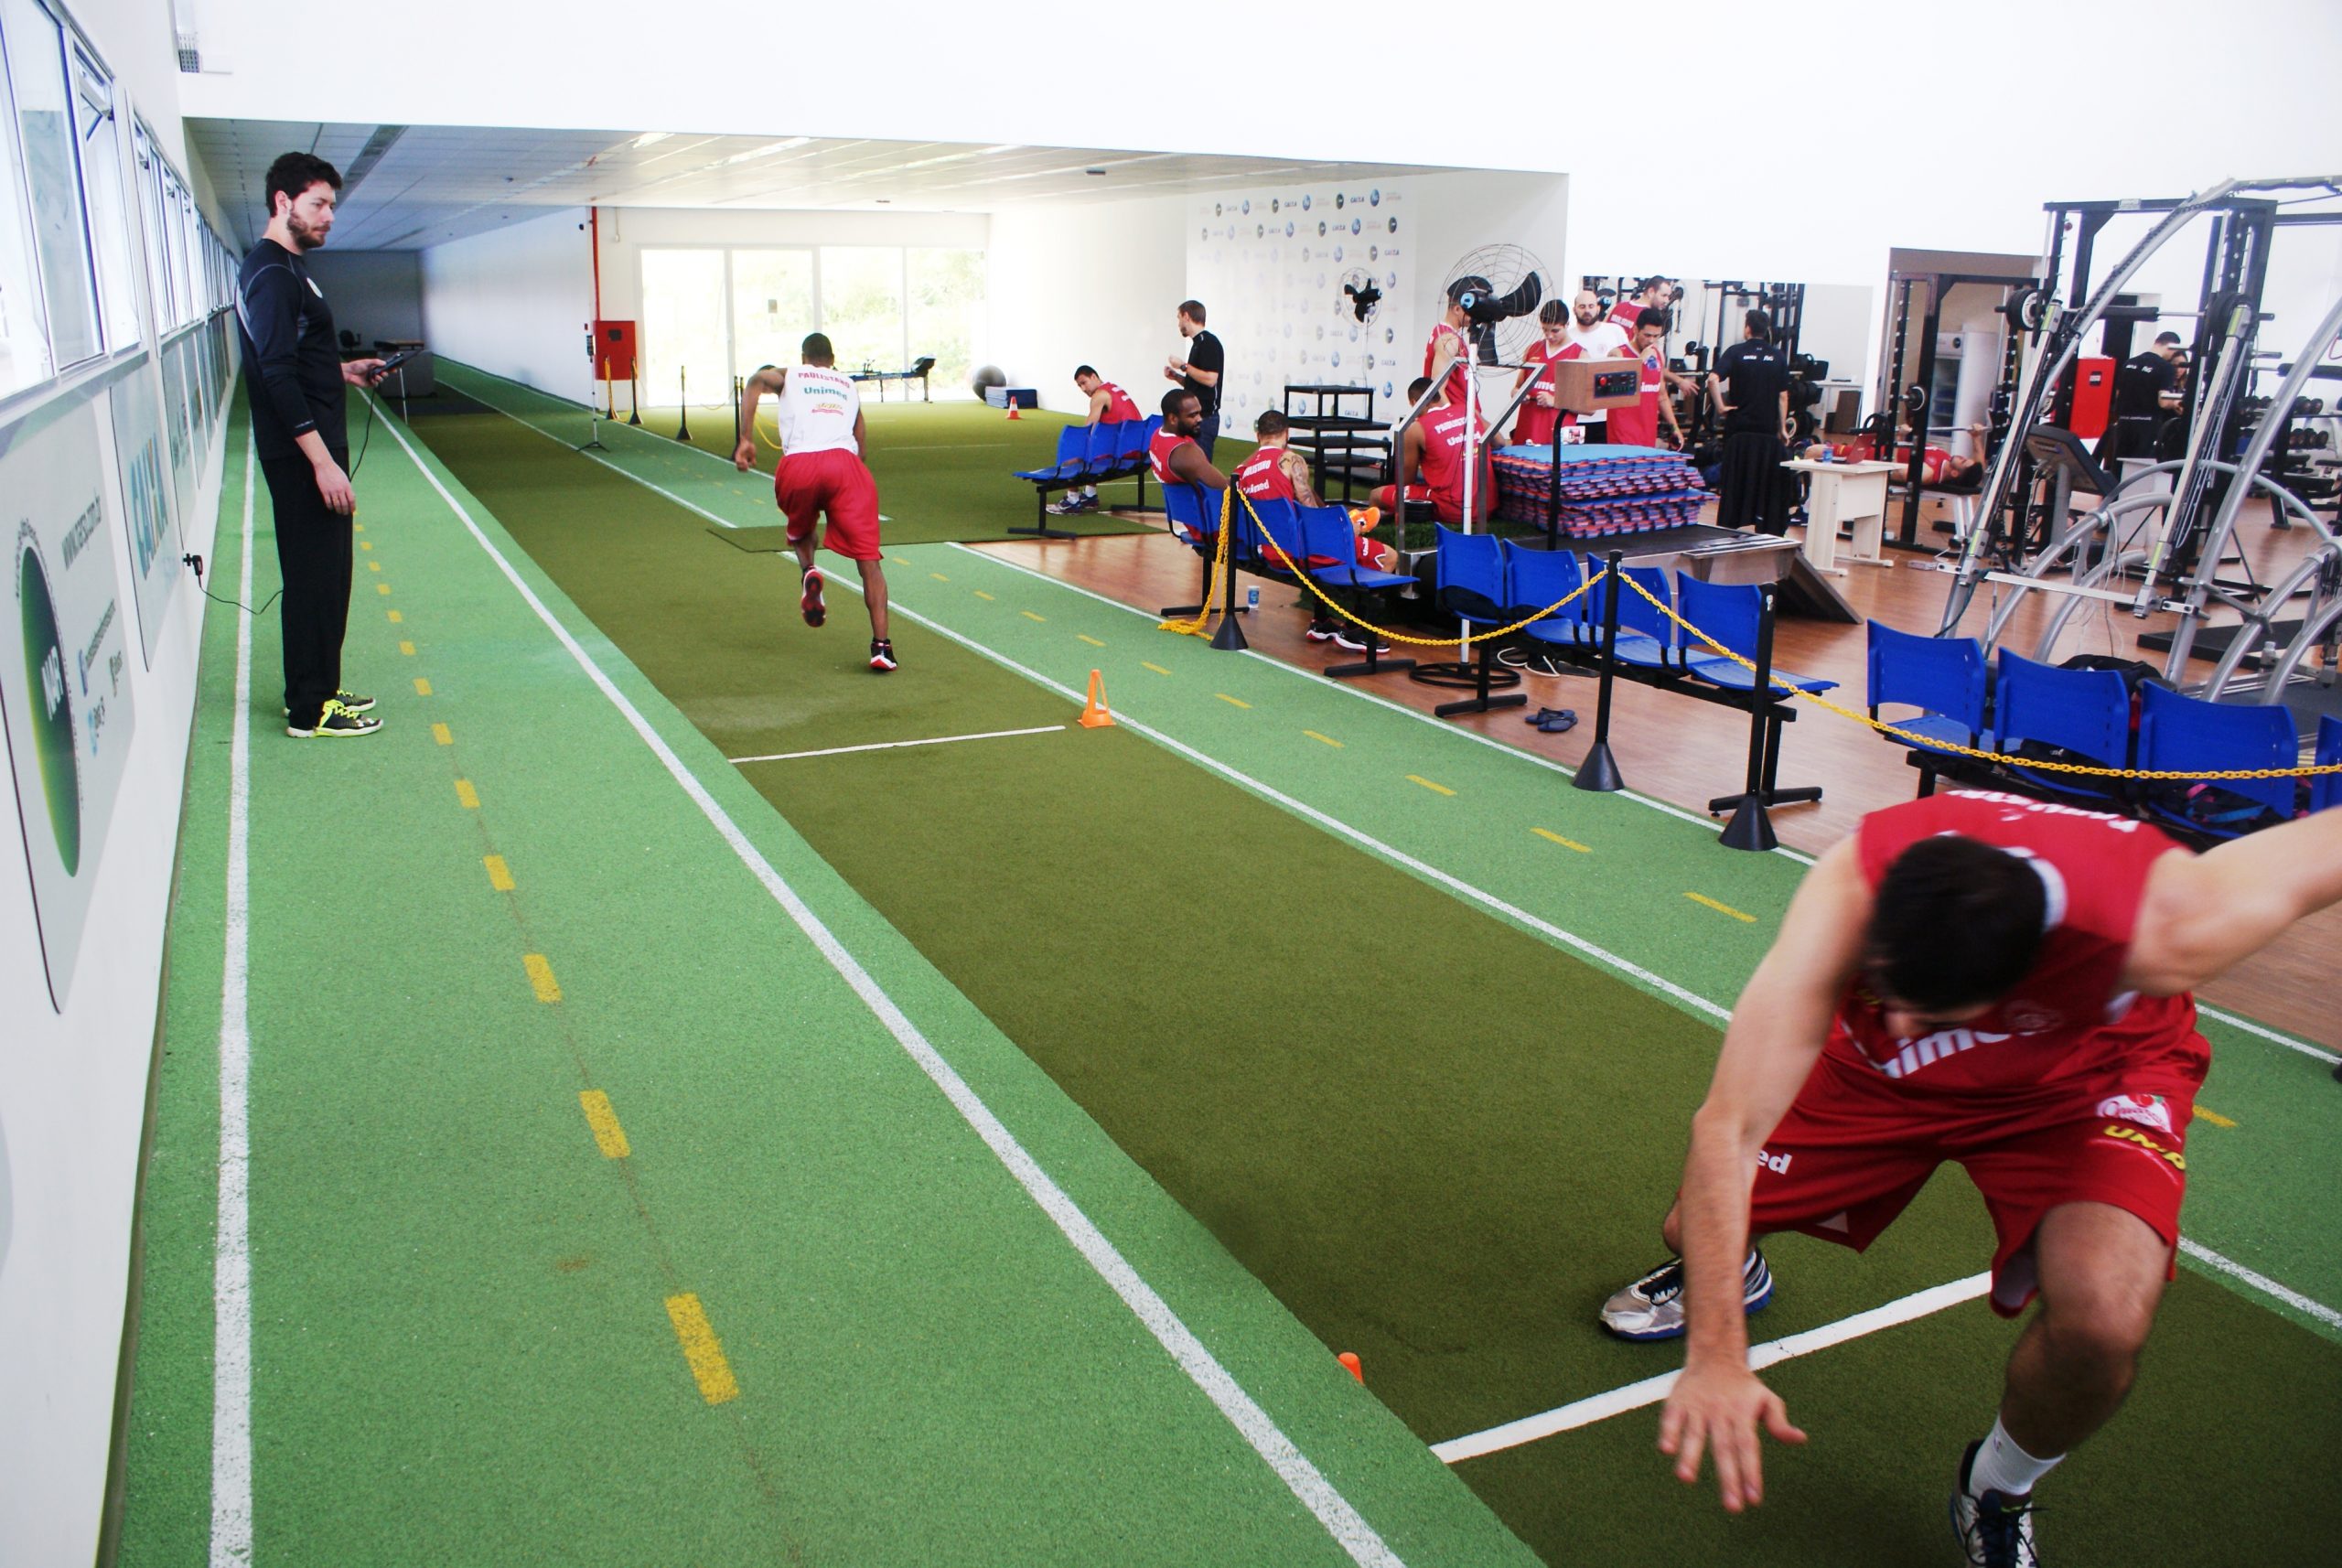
[
  {"left": 1576, "top": 559, "right": 1673, "bottom": 668},
  {"left": 1993, "top": 650, "right": 2132, "bottom": 795},
  {"left": 1675, "top": 575, "right": 1838, "bottom": 695},
  {"left": 1113, "top": 418, "right": 1150, "bottom": 470},
  {"left": 1299, "top": 507, "right": 1412, "bottom": 590},
  {"left": 1432, "top": 525, "right": 1526, "bottom": 716},
  {"left": 1867, "top": 622, "right": 1988, "bottom": 751},
  {"left": 1503, "top": 542, "right": 1587, "bottom": 653},
  {"left": 2315, "top": 715, "right": 2342, "bottom": 814},
  {"left": 1162, "top": 481, "right": 1224, "bottom": 548},
  {"left": 2136, "top": 683, "right": 2300, "bottom": 831},
  {"left": 1012, "top": 425, "right": 1087, "bottom": 483},
  {"left": 1081, "top": 421, "right": 1122, "bottom": 478}
]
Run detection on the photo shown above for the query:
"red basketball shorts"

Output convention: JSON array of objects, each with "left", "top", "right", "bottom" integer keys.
[
  {"left": 775, "top": 448, "right": 881, "bottom": 562},
  {"left": 1749, "top": 1052, "right": 2201, "bottom": 1316}
]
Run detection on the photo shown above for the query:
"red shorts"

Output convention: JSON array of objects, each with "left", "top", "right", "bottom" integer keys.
[
  {"left": 1751, "top": 1052, "right": 2202, "bottom": 1316},
  {"left": 775, "top": 448, "right": 881, "bottom": 561}
]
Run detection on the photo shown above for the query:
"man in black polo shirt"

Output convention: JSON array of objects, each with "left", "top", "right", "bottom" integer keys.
[
  {"left": 2096, "top": 330, "right": 2186, "bottom": 466},
  {"left": 1709, "top": 310, "right": 1793, "bottom": 534},
  {"left": 236, "top": 152, "right": 388, "bottom": 738},
  {"left": 1165, "top": 299, "right": 1226, "bottom": 459}
]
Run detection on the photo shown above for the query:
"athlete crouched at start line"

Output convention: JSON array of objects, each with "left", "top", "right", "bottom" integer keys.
[{"left": 736, "top": 332, "right": 895, "bottom": 672}]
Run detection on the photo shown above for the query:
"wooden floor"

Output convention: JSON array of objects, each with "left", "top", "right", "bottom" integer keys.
[{"left": 971, "top": 501, "right": 2342, "bottom": 1047}]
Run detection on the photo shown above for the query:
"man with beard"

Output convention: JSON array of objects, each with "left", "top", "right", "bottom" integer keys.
[
  {"left": 235, "top": 152, "right": 390, "bottom": 737},
  {"left": 1564, "top": 287, "right": 1631, "bottom": 443}
]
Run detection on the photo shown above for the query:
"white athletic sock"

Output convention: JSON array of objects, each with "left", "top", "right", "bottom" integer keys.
[{"left": 1968, "top": 1415, "right": 2062, "bottom": 1498}]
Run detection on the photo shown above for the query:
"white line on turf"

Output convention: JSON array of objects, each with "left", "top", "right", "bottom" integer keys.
[
  {"left": 456, "top": 378, "right": 742, "bottom": 530},
  {"left": 2177, "top": 1238, "right": 2342, "bottom": 1328},
  {"left": 943, "top": 541, "right": 1817, "bottom": 863},
  {"left": 2194, "top": 1003, "right": 2341, "bottom": 1066},
  {"left": 417, "top": 393, "right": 2342, "bottom": 1339},
  {"left": 730, "top": 725, "right": 1065, "bottom": 764},
  {"left": 211, "top": 427, "right": 256, "bottom": 1567},
  {"left": 371, "top": 400, "right": 1407, "bottom": 1568},
  {"left": 1430, "top": 1273, "right": 1993, "bottom": 1465}
]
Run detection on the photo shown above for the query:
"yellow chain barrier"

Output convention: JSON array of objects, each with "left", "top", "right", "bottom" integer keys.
[
  {"left": 1162, "top": 489, "right": 1607, "bottom": 648},
  {"left": 1608, "top": 571, "right": 2342, "bottom": 783},
  {"left": 1156, "top": 489, "right": 1235, "bottom": 636}
]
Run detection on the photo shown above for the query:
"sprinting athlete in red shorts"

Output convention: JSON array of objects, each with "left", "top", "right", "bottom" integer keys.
[
  {"left": 1600, "top": 790, "right": 2342, "bottom": 1564},
  {"left": 735, "top": 332, "right": 895, "bottom": 672}
]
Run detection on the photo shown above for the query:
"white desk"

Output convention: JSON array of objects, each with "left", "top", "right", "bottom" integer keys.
[{"left": 1784, "top": 459, "right": 1898, "bottom": 575}]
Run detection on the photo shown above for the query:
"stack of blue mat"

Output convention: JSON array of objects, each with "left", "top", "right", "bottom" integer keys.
[{"left": 1489, "top": 444, "right": 1709, "bottom": 538}]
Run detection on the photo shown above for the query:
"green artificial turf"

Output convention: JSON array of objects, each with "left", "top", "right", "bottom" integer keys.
[{"left": 404, "top": 395, "right": 2342, "bottom": 1566}]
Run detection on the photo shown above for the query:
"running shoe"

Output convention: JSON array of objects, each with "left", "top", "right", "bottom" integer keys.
[
  {"left": 1046, "top": 496, "right": 1085, "bottom": 515},
  {"left": 1597, "top": 1248, "right": 1772, "bottom": 1341},
  {"left": 1305, "top": 620, "right": 1338, "bottom": 644},
  {"left": 282, "top": 689, "right": 375, "bottom": 716},
  {"left": 869, "top": 639, "right": 898, "bottom": 673},
  {"left": 1950, "top": 1442, "right": 2042, "bottom": 1566},
  {"left": 1333, "top": 627, "right": 1391, "bottom": 654},
  {"left": 286, "top": 698, "right": 382, "bottom": 739},
  {"left": 800, "top": 568, "right": 827, "bottom": 628}
]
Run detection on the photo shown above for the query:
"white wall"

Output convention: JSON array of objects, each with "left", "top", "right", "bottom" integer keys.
[
  {"left": 418, "top": 206, "right": 596, "bottom": 403},
  {"left": 985, "top": 194, "right": 1186, "bottom": 414},
  {"left": 304, "top": 250, "right": 424, "bottom": 347}
]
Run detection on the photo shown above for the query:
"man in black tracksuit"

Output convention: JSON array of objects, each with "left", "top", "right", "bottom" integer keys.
[
  {"left": 236, "top": 152, "right": 387, "bottom": 737},
  {"left": 1710, "top": 310, "right": 1794, "bottom": 534}
]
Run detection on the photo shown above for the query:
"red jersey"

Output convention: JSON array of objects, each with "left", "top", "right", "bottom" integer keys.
[
  {"left": 1606, "top": 345, "right": 1668, "bottom": 448},
  {"left": 1417, "top": 403, "right": 1489, "bottom": 519},
  {"left": 1513, "top": 339, "right": 1582, "bottom": 448},
  {"left": 1148, "top": 426, "right": 1197, "bottom": 485},
  {"left": 1424, "top": 321, "right": 1470, "bottom": 410},
  {"left": 1234, "top": 444, "right": 1299, "bottom": 501},
  {"left": 1097, "top": 381, "right": 1140, "bottom": 424},
  {"left": 1608, "top": 299, "right": 1648, "bottom": 332},
  {"left": 1829, "top": 791, "right": 2205, "bottom": 1100}
]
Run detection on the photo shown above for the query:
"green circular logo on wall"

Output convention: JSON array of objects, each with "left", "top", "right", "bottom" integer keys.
[{"left": 17, "top": 532, "right": 80, "bottom": 875}]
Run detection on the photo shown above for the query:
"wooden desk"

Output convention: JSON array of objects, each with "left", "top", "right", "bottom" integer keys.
[{"left": 1784, "top": 459, "right": 1898, "bottom": 575}]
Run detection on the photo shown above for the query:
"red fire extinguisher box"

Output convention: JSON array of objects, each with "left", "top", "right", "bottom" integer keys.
[
  {"left": 2066, "top": 355, "right": 2114, "bottom": 440},
  {"left": 592, "top": 320, "right": 638, "bottom": 382}
]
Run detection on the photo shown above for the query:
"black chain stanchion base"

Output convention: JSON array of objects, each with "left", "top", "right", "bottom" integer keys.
[
  {"left": 1210, "top": 615, "right": 1250, "bottom": 651},
  {"left": 1574, "top": 741, "right": 1624, "bottom": 793},
  {"left": 1717, "top": 795, "right": 1779, "bottom": 853},
  {"left": 1407, "top": 661, "right": 1521, "bottom": 691}
]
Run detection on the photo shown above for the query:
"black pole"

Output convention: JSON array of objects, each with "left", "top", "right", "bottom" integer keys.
[
  {"left": 732, "top": 374, "right": 742, "bottom": 448},
  {"left": 627, "top": 368, "right": 641, "bottom": 425},
  {"left": 1546, "top": 406, "right": 1563, "bottom": 551},
  {"left": 676, "top": 366, "right": 692, "bottom": 443},
  {"left": 1719, "top": 583, "right": 1781, "bottom": 852},
  {"left": 1210, "top": 496, "right": 1249, "bottom": 650},
  {"left": 1574, "top": 549, "right": 1626, "bottom": 793}
]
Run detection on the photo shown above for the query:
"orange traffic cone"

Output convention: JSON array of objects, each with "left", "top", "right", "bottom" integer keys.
[
  {"left": 1006, "top": 400, "right": 1021, "bottom": 420},
  {"left": 1338, "top": 1352, "right": 1363, "bottom": 1383},
  {"left": 1079, "top": 669, "right": 1115, "bottom": 728}
]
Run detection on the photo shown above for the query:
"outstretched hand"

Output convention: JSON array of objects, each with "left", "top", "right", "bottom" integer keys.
[{"left": 1658, "top": 1360, "right": 1807, "bottom": 1512}]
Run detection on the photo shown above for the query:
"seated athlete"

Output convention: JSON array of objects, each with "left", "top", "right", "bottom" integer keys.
[
  {"left": 1601, "top": 789, "right": 2342, "bottom": 1565},
  {"left": 735, "top": 333, "right": 896, "bottom": 672},
  {"left": 1234, "top": 411, "right": 1393, "bottom": 644},
  {"left": 1150, "top": 387, "right": 1232, "bottom": 544},
  {"left": 1048, "top": 365, "right": 1144, "bottom": 516},
  {"left": 1373, "top": 376, "right": 1493, "bottom": 529},
  {"left": 1511, "top": 299, "right": 1583, "bottom": 449}
]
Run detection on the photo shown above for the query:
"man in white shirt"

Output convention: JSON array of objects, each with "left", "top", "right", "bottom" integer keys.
[
  {"left": 735, "top": 333, "right": 897, "bottom": 671},
  {"left": 1565, "top": 287, "right": 1632, "bottom": 441}
]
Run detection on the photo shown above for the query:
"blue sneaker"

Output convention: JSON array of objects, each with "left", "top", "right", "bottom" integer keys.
[
  {"left": 1598, "top": 1248, "right": 1772, "bottom": 1341},
  {"left": 1951, "top": 1441, "right": 2042, "bottom": 1566}
]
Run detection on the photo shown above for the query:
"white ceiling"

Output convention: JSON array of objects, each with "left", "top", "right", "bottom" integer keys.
[{"left": 187, "top": 120, "right": 1451, "bottom": 252}]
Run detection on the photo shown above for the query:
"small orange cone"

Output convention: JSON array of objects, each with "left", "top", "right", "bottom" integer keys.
[
  {"left": 1006, "top": 400, "right": 1022, "bottom": 420},
  {"left": 1338, "top": 1352, "right": 1363, "bottom": 1383},
  {"left": 1079, "top": 669, "right": 1115, "bottom": 728}
]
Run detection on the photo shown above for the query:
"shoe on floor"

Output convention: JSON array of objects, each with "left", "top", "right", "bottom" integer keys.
[
  {"left": 800, "top": 568, "right": 827, "bottom": 628},
  {"left": 1333, "top": 627, "right": 1391, "bottom": 654},
  {"left": 1536, "top": 710, "right": 1578, "bottom": 734},
  {"left": 1046, "top": 497, "right": 1084, "bottom": 515},
  {"left": 1305, "top": 621, "right": 1338, "bottom": 644},
  {"left": 1950, "top": 1442, "right": 2042, "bottom": 1566},
  {"left": 286, "top": 698, "right": 382, "bottom": 739},
  {"left": 283, "top": 689, "right": 374, "bottom": 716},
  {"left": 869, "top": 639, "right": 897, "bottom": 672},
  {"left": 1598, "top": 1248, "right": 1772, "bottom": 1341}
]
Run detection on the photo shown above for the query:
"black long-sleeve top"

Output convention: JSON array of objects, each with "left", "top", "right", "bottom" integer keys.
[{"left": 235, "top": 238, "right": 346, "bottom": 461}]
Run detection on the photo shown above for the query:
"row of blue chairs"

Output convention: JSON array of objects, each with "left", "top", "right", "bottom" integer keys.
[
  {"left": 1865, "top": 622, "right": 2338, "bottom": 836},
  {"left": 1159, "top": 483, "right": 1419, "bottom": 677},
  {"left": 1010, "top": 415, "right": 1164, "bottom": 534}
]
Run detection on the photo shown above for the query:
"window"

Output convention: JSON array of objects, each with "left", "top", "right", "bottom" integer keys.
[
  {"left": 639, "top": 248, "right": 727, "bottom": 407},
  {"left": 2, "top": 0, "right": 100, "bottom": 366},
  {"left": 133, "top": 118, "right": 170, "bottom": 329},
  {"left": 0, "top": 34, "right": 49, "bottom": 393},
  {"left": 907, "top": 248, "right": 983, "bottom": 396},
  {"left": 816, "top": 246, "right": 906, "bottom": 377},
  {"left": 167, "top": 174, "right": 194, "bottom": 328},
  {"left": 730, "top": 249, "right": 812, "bottom": 379},
  {"left": 69, "top": 39, "right": 133, "bottom": 349}
]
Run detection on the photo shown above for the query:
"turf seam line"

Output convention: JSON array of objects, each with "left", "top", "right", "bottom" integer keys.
[
  {"left": 728, "top": 725, "right": 1066, "bottom": 764},
  {"left": 1432, "top": 1273, "right": 1994, "bottom": 1464},
  {"left": 210, "top": 425, "right": 256, "bottom": 1567},
  {"left": 943, "top": 541, "right": 1816, "bottom": 862},
  {"left": 458, "top": 378, "right": 743, "bottom": 531},
  {"left": 373, "top": 396, "right": 1413, "bottom": 1568},
  {"left": 2176, "top": 1238, "right": 2342, "bottom": 1328}
]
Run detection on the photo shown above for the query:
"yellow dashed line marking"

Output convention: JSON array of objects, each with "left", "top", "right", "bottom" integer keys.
[
  {"left": 523, "top": 952, "right": 562, "bottom": 1003},
  {"left": 387, "top": 609, "right": 403, "bottom": 623},
  {"left": 973, "top": 590, "right": 995, "bottom": 601},
  {"left": 376, "top": 582, "right": 391, "bottom": 595},
  {"left": 352, "top": 522, "right": 363, "bottom": 532},
  {"left": 1215, "top": 693, "right": 1252, "bottom": 709},
  {"left": 1533, "top": 828, "right": 1592, "bottom": 853},
  {"left": 579, "top": 1090, "right": 629, "bottom": 1158},
  {"left": 1142, "top": 661, "right": 1172, "bottom": 675},
  {"left": 414, "top": 677, "right": 433, "bottom": 696},
  {"left": 1685, "top": 892, "right": 1756, "bottom": 923},
  {"left": 664, "top": 1294, "right": 740, "bottom": 1404},
  {"left": 366, "top": 560, "right": 381, "bottom": 573},
  {"left": 1406, "top": 774, "right": 1455, "bottom": 796},
  {"left": 2193, "top": 1105, "right": 2237, "bottom": 1129},
  {"left": 889, "top": 554, "right": 911, "bottom": 565},
  {"left": 483, "top": 854, "right": 513, "bottom": 891},
  {"left": 431, "top": 722, "right": 453, "bottom": 746},
  {"left": 454, "top": 779, "right": 479, "bottom": 809},
  {"left": 1304, "top": 729, "right": 1343, "bottom": 747},
  {"left": 1021, "top": 610, "right": 1047, "bottom": 623},
  {"left": 929, "top": 572, "right": 951, "bottom": 581},
  {"left": 1077, "top": 634, "right": 1105, "bottom": 648},
  {"left": 398, "top": 639, "right": 415, "bottom": 656},
  {"left": 359, "top": 540, "right": 372, "bottom": 551}
]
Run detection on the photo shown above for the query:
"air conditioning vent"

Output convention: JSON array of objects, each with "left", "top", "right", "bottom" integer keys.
[{"left": 177, "top": 47, "right": 199, "bottom": 72}]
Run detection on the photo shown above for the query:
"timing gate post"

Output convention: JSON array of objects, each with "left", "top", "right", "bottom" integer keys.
[
  {"left": 1716, "top": 582, "right": 1783, "bottom": 853},
  {"left": 1574, "top": 549, "right": 1626, "bottom": 793}
]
